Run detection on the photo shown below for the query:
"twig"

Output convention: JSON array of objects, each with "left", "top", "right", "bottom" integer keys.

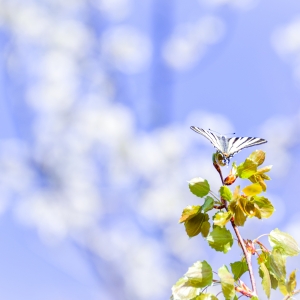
[
  {"left": 215, "top": 163, "right": 257, "bottom": 297},
  {"left": 253, "top": 233, "right": 269, "bottom": 242},
  {"left": 230, "top": 219, "right": 257, "bottom": 296},
  {"left": 213, "top": 161, "right": 224, "bottom": 185}
]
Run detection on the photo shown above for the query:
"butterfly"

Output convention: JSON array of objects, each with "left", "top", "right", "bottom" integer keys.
[{"left": 190, "top": 126, "right": 267, "bottom": 165}]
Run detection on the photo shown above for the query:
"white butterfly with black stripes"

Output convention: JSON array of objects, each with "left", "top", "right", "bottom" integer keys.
[{"left": 190, "top": 126, "right": 267, "bottom": 165}]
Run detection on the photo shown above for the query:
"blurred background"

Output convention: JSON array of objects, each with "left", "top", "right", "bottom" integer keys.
[{"left": 0, "top": 0, "right": 299, "bottom": 299}]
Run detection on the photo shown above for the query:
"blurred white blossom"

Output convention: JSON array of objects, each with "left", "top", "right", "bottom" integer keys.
[
  {"left": 259, "top": 115, "right": 300, "bottom": 176},
  {"left": 162, "top": 16, "right": 225, "bottom": 70},
  {"left": 199, "top": 0, "right": 258, "bottom": 10},
  {"left": 101, "top": 26, "right": 152, "bottom": 74},
  {"left": 272, "top": 17, "right": 300, "bottom": 85},
  {"left": 94, "top": 0, "right": 132, "bottom": 21}
]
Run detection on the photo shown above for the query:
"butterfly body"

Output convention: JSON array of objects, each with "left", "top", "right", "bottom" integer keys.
[{"left": 190, "top": 126, "right": 267, "bottom": 165}]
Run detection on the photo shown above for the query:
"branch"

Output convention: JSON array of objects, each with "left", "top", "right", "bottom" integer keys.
[
  {"left": 215, "top": 163, "right": 258, "bottom": 297},
  {"left": 230, "top": 218, "right": 257, "bottom": 296},
  {"left": 213, "top": 161, "right": 224, "bottom": 185},
  {"left": 284, "top": 289, "right": 300, "bottom": 299}
]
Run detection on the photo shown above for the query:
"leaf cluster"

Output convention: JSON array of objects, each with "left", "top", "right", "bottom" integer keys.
[{"left": 171, "top": 150, "right": 300, "bottom": 300}]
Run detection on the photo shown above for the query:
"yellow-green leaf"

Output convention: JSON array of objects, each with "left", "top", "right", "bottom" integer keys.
[
  {"left": 260, "top": 173, "right": 271, "bottom": 180},
  {"left": 270, "top": 249, "right": 286, "bottom": 281},
  {"left": 171, "top": 261, "right": 213, "bottom": 300},
  {"left": 192, "top": 294, "right": 218, "bottom": 300},
  {"left": 243, "top": 183, "right": 263, "bottom": 196},
  {"left": 230, "top": 260, "right": 248, "bottom": 280},
  {"left": 269, "top": 229, "right": 300, "bottom": 257},
  {"left": 220, "top": 186, "right": 233, "bottom": 201},
  {"left": 207, "top": 226, "right": 233, "bottom": 253},
  {"left": 252, "top": 196, "right": 274, "bottom": 219},
  {"left": 184, "top": 212, "right": 210, "bottom": 238},
  {"left": 287, "top": 270, "right": 297, "bottom": 295},
  {"left": 214, "top": 211, "right": 232, "bottom": 227},
  {"left": 256, "top": 175, "right": 267, "bottom": 192},
  {"left": 189, "top": 178, "right": 210, "bottom": 197},
  {"left": 279, "top": 281, "right": 288, "bottom": 296},
  {"left": 237, "top": 159, "right": 257, "bottom": 179},
  {"left": 179, "top": 206, "right": 201, "bottom": 223},
  {"left": 239, "top": 197, "right": 259, "bottom": 218},
  {"left": 233, "top": 185, "right": 240, "bottom": 200},
  {"left": 218, "top": 265, "right": 236, "bottom": 300},
  {"left": 185, "top": 261, "right": 213, "bottom": 288},
  {"left": 256, "top": 165, "right": 272, "bottom": 174},
  {"left": 171, "top": 276, "right": 201, "bottom": 300},
  {"left": 202, "top": 196, "right": 214, "bottom": 213},
  {"left": 248, "top": 174, "right": 268, "bottom": 191},
  {"left": 228, "top": 199, "right": 247, "bottom": 226},
  {"left": 260, "top": 262, "right": 271, "bottom": 299},
  {"left": 201, "top": 221, "right": 211, "bottom": 238},
  {"left": 270, "top": 273, "right": 278, "bottom": 290},
  {"left": 249, "top": 150, "right": 265, "bottom": 166}
]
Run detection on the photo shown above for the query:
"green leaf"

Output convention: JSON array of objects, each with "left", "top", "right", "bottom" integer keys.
[
  {"left": 279, "top": 281, "right": 288, "bottom": 296},
  {"left": 207, "top": 226, "right": 233, "bottom": 253},
  {"left": 220, "top": 186, "right": 232, "bottom": 201},
  {"left": 287, "top": 270, "right": 297, "bottom": 295},
  {"left": 256, "top": 165, "right": 272, "bottom": 174},
  {"left": 257, "top": 251, "right": 269, "bottom": 265},
  {"left": 171, "top": 277, "right": 201, "bottom": 300},
  {"left": 200, "top": 221, "right": 211, "bottom": 238},
  {"left": 239, "top": 197, "right": 259, "bottom": 218},
  {"left": 213, "top": 211, "right": 232, "bottom": 227},
  {"left": 270, "top": 273, "right": 278, "bottom": 290},
  {"left": 233, "top": 185, "right": 240, "bottom": 200},
  {"left": 171, "top": 262, "right": 213, "bottom": 300},
  {"left": 189, "top": 178, "right": 210, "bottom": 197},
  {"left": 237, "top": 159, "right": 257, "bottom": 179},
  {"left": 269, "top": 229, "right": 300, "bottom": 257},
  {"left": 260, "top": 173, "right": 271, "bottom": 180},
  {"left": 202, "top": 196, "right": 214, "bottom": 213},
  {"left": 228, "top": 199, "right": 247, "bottom": 226},
  {"left": 218, "top": 265, "right": 236, "bottom": 300},
  {"left": 230, "top": 260, "right": 248, "bottom": 281},
  {"left": 184, "top": 212, "right": 210, "bottom": 238},
  {"left": 235, "top": 206, "right": 247, "bottom": 226},
  {"left": 260, "top": 262, "right": 271, "bottom": 299},
  {"left": 252, "top": 196, "right": 274, "bottom": 219},
  {"left": 179, "top": 206, "right": 201, "bottom": 223},
  {"left": 252, "top": 175, "right": 268, "bottom": 192},
  {"left": 192, "top": 294, "right": 218, "bottom": 300},
  {"left": 269, "top": 249, "right": 286, "bottom": 281},
  {"left": 250, "top": 297, "right": 259, "bottom": 300},
  {"left": 249, "top": 150, "right": 265, "bottom": 166},
  {"left": 185, "top": 261, "right": 213, "bottom": 288},
  {"left": 231, "top": 162, "right": 238, "bottom": 175},
  {"left": 242, "top": 183, "right": 263, "bottom": 196}
]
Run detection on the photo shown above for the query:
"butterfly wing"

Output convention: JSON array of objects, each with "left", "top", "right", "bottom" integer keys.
[
  {"left": 226, "top": 136, "right": 267, "bottom": 158},
  {"left": 190, "top": 126, "right": 225, "bottom": 153}
]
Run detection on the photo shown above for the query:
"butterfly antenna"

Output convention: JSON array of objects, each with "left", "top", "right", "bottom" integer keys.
[
  {"left": 208, "top": 129, "right": 235, "bottom": 135},
  {"left": 208, "top": 129, "right": 221, "bottom": 135}
]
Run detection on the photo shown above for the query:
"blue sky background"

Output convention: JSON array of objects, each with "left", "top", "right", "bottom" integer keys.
[{"left": 0, "top": 0, "right": 299, "bottom": 299}]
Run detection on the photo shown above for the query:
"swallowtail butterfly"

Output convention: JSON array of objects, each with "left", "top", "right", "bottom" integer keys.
[{"left": 190, "top": 126, "right": 267, "bottom": 165}]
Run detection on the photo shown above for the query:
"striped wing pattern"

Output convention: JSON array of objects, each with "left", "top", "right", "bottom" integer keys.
[
  {"left": 190, "top": 126, "right": 224, "bottom": 153},
  {"left": 190, "top": 126, "right": 267, "bottom": 159},
  {"left": 226, "top": 136, "right": 267, "bottom": 157}
]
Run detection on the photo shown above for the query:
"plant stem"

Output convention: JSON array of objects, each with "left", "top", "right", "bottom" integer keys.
[
  {"left": 216, "top": 164, "right": 257, "bottom": 297},
  {"left": 213, "top": 161, "right": 224, "bottom": 185},
  {"left": 230, "top": 218, "right": 257, "bottom": 296},
  {"left": 254, "top": 233, "right": 269, "bottom": 241}
]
